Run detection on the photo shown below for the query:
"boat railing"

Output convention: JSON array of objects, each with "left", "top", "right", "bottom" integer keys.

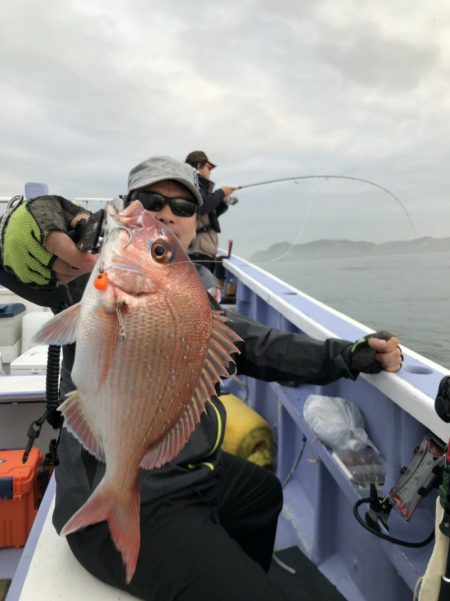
[{"left": 220, "top": 253, "right": 449, "bottom": 600}]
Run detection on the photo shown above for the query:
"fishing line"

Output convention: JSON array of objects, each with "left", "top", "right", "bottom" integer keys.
[
  {"left": 238, "top": 174, "right": 416, "bottom": 238},
  {"left": 234, "top": 174, "right": 417, "bottom": 266}
]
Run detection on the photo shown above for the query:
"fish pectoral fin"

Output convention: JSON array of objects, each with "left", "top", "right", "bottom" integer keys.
[
  {"left": 33, "top": 302, "right": 82, "bottom": 346},
  {"left": 140, "top": 394, "right": 207, "bottom": 470},
  {"left": 59, "top": 390, "right": 105, "bottom": 461}
]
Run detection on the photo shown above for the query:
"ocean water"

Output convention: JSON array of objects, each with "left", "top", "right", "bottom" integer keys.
[{"left": 262, "top": 251, "right": 450, "bottom": 369}]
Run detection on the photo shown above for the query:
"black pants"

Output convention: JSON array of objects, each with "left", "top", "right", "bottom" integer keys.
[{"left": 66, "top": 452, "right": 287, "bottom": 601}]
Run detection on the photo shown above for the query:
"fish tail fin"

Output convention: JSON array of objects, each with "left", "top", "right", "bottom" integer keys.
[
  {"left": 108, "top": 488, "right": 141, "bottom": 584},
  {"left": 61, "top": 480, "right": 141, "bottom": 584}
]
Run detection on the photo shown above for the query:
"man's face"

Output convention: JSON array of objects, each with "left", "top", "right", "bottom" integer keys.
[
  {"left": 198, "top": 163, "right": 213, "bottom": 180},
  {"left": 133, "top": 180, "right": 197, "bottom": 251}
]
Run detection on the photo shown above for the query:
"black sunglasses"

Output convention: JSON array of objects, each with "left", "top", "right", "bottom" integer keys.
[{"left": 129, "top": 191, "right": 198, "bottom": 217}]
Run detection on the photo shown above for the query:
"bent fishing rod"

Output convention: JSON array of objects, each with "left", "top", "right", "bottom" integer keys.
[{"left": 237, "top": 174, "right": 417, "bottom": 238}]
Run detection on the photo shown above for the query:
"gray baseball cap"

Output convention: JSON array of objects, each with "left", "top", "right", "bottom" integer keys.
[{"left": 127, "top": 155, "right": 203, "bottom": 207}]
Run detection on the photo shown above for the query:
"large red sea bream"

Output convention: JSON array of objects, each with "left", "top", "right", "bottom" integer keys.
[{"left": 34, "top": 201, "right": 240, "bottom": 582}]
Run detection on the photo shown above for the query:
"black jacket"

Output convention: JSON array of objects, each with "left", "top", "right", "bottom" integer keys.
[{"left": 196, "top": 175, "right": 228, "bottom": 233}]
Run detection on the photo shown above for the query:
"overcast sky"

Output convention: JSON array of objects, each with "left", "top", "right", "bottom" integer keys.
[{"left": 1, "top": 1, "right": 449, "bottom": 257}]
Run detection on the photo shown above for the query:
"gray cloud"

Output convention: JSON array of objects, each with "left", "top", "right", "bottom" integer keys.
[
  {"left": 0, "top": 0, "right": 449, "bottom": 249},
  {"left": 315, "top": 22, "right": 439, "bottom": 91}
]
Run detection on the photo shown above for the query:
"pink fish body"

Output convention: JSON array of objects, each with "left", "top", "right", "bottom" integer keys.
[{"left": 34, "top": 201, "right": 240, "bottom": 582}]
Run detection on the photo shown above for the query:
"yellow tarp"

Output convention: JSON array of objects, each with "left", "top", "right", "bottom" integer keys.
[{"left": 220, "top": 394, "right": 273, "bottom": 468}]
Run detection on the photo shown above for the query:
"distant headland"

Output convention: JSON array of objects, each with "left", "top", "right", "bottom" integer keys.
[{"left": 250, "top": 236, "right": 450, "bottom": 262}]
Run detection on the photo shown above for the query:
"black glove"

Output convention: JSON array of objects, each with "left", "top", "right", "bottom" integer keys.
[{"left": 350, "top": 330, "right": 397, "bottom": 374}]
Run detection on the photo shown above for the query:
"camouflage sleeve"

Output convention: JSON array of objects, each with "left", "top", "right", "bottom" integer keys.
[{"left": 26, "top": 195, "right": 90, "bottom": 240}]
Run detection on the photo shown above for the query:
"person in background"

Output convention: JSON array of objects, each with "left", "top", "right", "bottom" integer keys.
[
  {"left": 185, "top": 150, "right": 238, "bottom": 274},
  {"left": 0, "top": 156, "right": 403, "bottom": 601}
]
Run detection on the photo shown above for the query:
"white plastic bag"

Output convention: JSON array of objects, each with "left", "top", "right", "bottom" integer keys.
[{"left": 303, "top": 394, "right": 372, "bottom": 451}]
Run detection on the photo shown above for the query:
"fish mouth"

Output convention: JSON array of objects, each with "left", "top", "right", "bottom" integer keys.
[
  {"left": 108, "top": 273, "right": 156, "bottom": 297},
  {"left": 110, "top": 258, "right": 147, "bottom": 278},
  {"left": 112, "top": 282, "right": 155, "bottom": 297}
]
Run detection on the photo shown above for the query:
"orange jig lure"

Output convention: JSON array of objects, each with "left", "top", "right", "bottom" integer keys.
[{"left": 94, "top": 272, "right": 109, "bottom": 291}]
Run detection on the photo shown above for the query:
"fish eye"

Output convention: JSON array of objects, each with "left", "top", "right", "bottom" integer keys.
[{"left": 150, "top": 239, "right": 174, "bottom": 263}]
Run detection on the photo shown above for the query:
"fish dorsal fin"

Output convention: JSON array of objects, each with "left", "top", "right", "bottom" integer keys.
[
  {"left": 33, "top": 302, "right": 82, "bottom": 346},
  {"left": 140, "top": 309, "right": 241, "bottom": 470},
  {"left": 59, "top": 390, "right": 105, "bottom": 461}
]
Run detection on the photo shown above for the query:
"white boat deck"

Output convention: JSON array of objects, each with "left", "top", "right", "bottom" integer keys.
[{"left": 5, "top": 478, "right": 138, "bottom": 601}]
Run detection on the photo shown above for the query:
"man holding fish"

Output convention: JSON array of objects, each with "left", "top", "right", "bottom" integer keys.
[{"left": 0, "top": 156, "right": 402, "bottom": 601}]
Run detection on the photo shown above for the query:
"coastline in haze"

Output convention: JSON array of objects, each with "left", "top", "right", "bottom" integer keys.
[{"left": 250, "top": 236, "right": 450, "bottom": 263}]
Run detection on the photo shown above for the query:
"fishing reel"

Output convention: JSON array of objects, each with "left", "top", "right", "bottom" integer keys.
[
  {"left": 69, "top": 208, "right": 106, "bottom": 253},
  {"left": 224, "top": 195, "right": 239, "bottom": 206},
  {"left": 354, "top": 377, "right": 450, "bottom": 547},
  {"left": 353, "top": 433, "right": 444, "bottom": 547}
]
